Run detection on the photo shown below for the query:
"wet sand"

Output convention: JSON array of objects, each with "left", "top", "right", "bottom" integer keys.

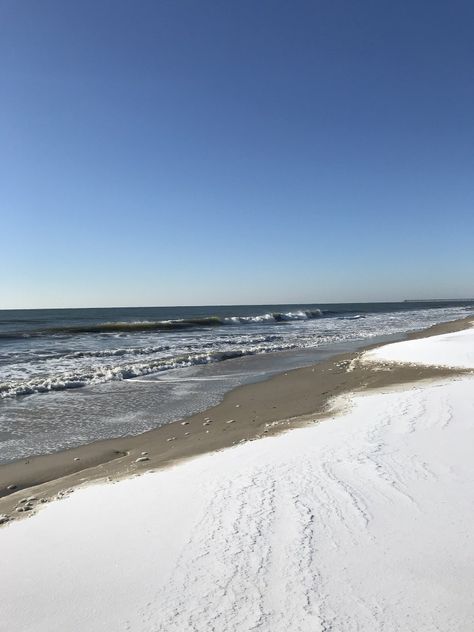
[{"left": 0, "top": 315, "right": 472, "bottom": 522}]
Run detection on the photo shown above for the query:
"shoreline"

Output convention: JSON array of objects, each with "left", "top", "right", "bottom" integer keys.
[{"left": 0, "top": 315, "right": 472, "bottom": 522}]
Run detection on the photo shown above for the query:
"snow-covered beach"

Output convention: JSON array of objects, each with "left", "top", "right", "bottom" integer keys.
[{"left": 1, "top": 323, "right": 473, "bottom": 631}]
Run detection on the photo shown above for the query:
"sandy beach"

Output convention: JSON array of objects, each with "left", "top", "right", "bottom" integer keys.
[
  {"left": 0, "top": 315, "right": 471, "bottom": 521},
  {"left": 0, "top": 316, "right": 473, "bottom": 630}
]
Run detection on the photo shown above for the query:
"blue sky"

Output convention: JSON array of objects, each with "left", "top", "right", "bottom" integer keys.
[{"left": 1, "top": 0, "right": 473, "bottom": 308}]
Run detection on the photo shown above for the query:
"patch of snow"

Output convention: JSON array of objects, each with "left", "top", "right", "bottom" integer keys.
[{"left": 364, "top": 323, "right": 474, "bottom": 368}]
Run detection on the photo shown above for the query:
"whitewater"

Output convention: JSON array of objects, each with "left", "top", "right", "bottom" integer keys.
[{"left": 1, "top": 303, "right": 472, "bottom": 400}]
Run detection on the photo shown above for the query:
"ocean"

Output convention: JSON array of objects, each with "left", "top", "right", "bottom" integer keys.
[{"left": 1, "top": 301, "right": 473, "bottom": 463}]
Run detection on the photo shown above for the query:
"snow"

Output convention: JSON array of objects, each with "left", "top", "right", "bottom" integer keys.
[
  {"left": 1, "top": 329, "right": 474, "bottom": 631},
  {"left": 364, "top": 322, "right": 474, "bottom": 368}
]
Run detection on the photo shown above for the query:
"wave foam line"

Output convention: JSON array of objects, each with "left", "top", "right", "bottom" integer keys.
[{"left": 0, "top": 342, "right": 298, "bottom": 399}]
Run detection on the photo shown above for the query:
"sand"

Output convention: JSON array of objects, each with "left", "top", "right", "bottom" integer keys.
[{"left": 0, "top": 315, "right": 472, "bottom": 522}]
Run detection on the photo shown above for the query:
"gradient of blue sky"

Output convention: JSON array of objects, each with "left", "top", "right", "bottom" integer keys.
[{"left": 1, "top": 0, "right": 473, "bottom": 308}]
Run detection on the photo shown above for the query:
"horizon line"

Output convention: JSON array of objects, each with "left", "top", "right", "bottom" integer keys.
[{"left": 1, "top": 298, "right": 474, "bottom": 312}]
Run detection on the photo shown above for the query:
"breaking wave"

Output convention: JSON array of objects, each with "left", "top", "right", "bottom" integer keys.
[
  {"left": 0, "top": 310, "right": 325, "bottom": 339},
  {"left": 225, "top": 309, "right": 323, "bottom": 324}
]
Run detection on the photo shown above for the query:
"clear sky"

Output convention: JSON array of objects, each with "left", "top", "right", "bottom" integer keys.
[{"left": 1, "top": 0, "right": 473, "bottom": 308}]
